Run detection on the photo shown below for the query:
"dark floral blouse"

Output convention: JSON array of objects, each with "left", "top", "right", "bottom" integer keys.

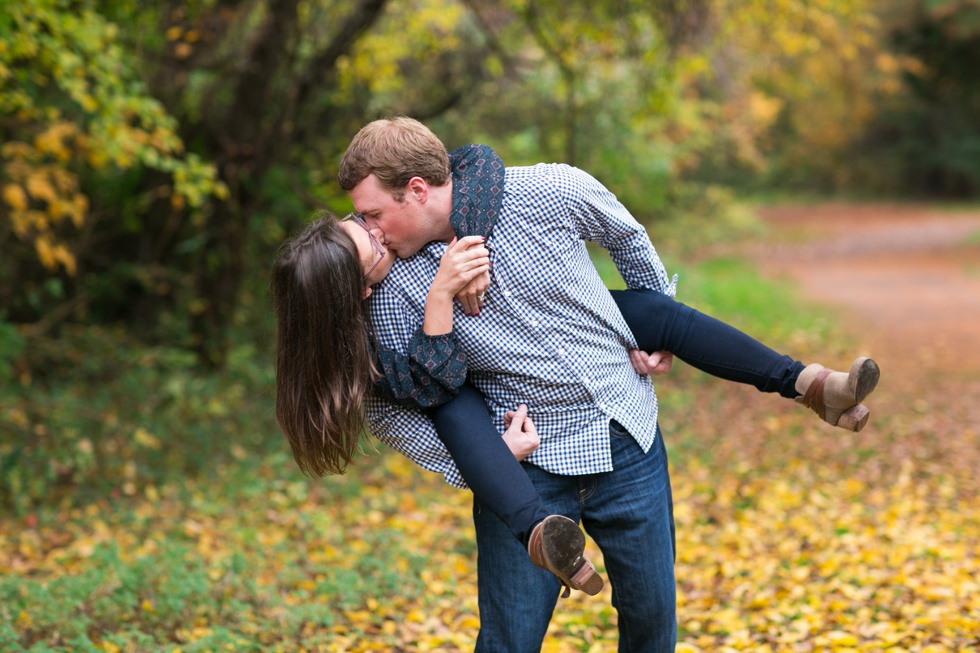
[{"left": 371, "top": 143, "right": 505, "bottom": 408}]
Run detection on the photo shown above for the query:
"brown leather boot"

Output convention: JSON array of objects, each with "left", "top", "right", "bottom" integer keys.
[
  {"left": 527, "top": 515, "right": 603, "bottom": 598},
  {"left": 795, "top": 357, "right": 880, "bottom": 431}
]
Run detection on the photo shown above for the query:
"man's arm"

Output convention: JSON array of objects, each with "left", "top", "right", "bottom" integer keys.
[
  {"left": 553, "top": 164, "right": 679, "bottom": 375},
  {"left": 554, "top": 165, "right": 677, "bottom": 297}
]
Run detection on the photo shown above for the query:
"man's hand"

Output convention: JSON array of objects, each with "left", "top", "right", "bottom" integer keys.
[
  {"left": 629, "top": 350, "right": 674, "bottom": 376},
  {"left": 455, "top": 269, "right": 490, "bottom": 317},
  {"left": 502, "top": 404, "right": 539, "bottom": 461}
]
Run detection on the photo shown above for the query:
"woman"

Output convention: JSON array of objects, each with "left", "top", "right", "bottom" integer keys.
[
  {"left": 271, "top": 211, "right": 880, "bottom": 598},
  {"left": 271, "top": 211, "right": 601, "bottom": 596}
]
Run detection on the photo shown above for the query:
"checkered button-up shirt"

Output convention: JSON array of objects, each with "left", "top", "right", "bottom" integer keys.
[{"left": 366, "top": 163, "right": 677, "bottom": 488}]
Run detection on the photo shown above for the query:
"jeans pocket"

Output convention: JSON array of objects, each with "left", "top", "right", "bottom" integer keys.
[{"left": 609, "top": 419, "right": 631, "bottom": 439}]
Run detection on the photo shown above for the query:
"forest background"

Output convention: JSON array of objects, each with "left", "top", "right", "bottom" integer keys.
[{"left": 2, "top": 0, "right": 979, "bottom": 651}]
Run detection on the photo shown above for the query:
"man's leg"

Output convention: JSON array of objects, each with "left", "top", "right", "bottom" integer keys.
[
  {"left": 473, "top": 466, "right": 582, "bottom": 652},
  {"left": 583, "top": 422, "right": 677, "bottom": 653}
]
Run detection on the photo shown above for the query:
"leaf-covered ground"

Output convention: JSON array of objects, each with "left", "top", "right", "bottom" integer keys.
[
  {"left": 4, "top": 394, "right": 979, "bottom": 652},
  {"left": 4, "top": 204, "right": 980, "bottom": 652}
]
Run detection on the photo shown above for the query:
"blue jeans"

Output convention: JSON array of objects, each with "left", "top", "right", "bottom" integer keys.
[{"left": 473, "top": 423, "right": 677, "bottom": 653}]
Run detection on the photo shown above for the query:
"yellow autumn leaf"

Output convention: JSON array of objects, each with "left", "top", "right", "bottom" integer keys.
[
  {"left": 26, "top": 173, "right": 57, "bottom": 203},
  {"left": 34, "top": 236, "right": 57, "bottom": 270},
  {"left": 52, "top": 243, "right": 77, "bottom": 276},
  {"left": 70, "top": 193, "right": 89, "bottom": 228},
  {"left": 15, "top": 610, "right": 33, "bottom": 629},
  {"left": 79, "top": 94, "right": 98, "bottom": 112},
  {"left": 825, "top": 630, "right": 858, "bottom": 645},
  {"left": 134, "top": 427, "right": 162, "bottom": 450},
  {"left": 2, "top": 184, "right": 28, "bottom": 211},
  {"left": 33, "top": 123, "right": 75, "bottom": 161}
]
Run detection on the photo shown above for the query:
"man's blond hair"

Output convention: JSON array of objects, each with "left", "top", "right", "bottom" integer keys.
[{"left": 338, "top": 117, "right": 450, "bottom": 200}]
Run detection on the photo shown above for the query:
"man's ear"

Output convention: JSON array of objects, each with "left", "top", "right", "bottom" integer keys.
[{"left": 407, "top": 176, "right": 428, "bottom": 203}]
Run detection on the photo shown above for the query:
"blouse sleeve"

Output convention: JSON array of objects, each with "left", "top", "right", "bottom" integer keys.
[{"left": 373, "top": 328, "right": 468, "bottom": 408}]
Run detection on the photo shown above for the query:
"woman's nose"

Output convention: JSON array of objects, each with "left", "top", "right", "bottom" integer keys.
[{"left": 370, "top": 227, "right": 387, "bottom": 245}]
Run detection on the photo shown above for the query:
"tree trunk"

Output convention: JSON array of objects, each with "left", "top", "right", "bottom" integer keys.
[{"left": 188, "top": 0, "right": 392, "bottom": 367}]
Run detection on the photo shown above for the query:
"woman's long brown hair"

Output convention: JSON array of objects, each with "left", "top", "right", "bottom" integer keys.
[{"left": 271, "top": 214, "right": 374, "bottom": 476}]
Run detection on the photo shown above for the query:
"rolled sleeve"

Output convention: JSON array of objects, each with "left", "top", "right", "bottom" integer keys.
[{"left": 374, "top": 330, "right": 468, "bottom": 408}]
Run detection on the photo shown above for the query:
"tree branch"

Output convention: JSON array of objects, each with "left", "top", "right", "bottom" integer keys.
[
  {"left": 457, "top": 0, "right": 522, "bottom": 78},
  {"left": 293, "top": 0, "right": 390, "bottom": 112}
]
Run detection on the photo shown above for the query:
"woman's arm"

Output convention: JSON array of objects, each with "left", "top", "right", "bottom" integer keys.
[
  {"left": 373, "top": 236, "right": 489, "bottom": 408},
  {"left": 423, "top": 236, "right": 490, "bottom": 333},
  {"left": 448, "top": 144, "right": 504, "bottom": 317}
]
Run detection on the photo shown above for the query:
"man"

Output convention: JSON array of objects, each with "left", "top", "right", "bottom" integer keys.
[{"left": 339, "top": 117, "right": 679, "bottom": 652}]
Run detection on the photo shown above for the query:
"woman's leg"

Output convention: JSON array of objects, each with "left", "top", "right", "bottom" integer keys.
[
  {"left": 429, "top": 384, "right": 548, "bottom": 545},
  {"left": 429, "top": 384, "right": 604, "bottom": 595},
  {"left": 610, "top": 288, "right": 806, "bottom": 398},
  {"left": 610, "top": 289, "right": 880, "bottom": 429}
]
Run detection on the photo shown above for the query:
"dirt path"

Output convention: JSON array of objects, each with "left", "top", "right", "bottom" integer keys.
[{"left": 749, "top": 203, "right": 980, "bottom": 467}]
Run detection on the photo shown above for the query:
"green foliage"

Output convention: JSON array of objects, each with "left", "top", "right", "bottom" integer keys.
[
  {"left": 677, "top": 256, "right": 837, "bottom": 351},
  {"left": 847, "top": 0, "right": 980, "bottom": 196},
  {"left": 685, "top": 0, "right": 884, "bottom": 194},
  {"left": 0, "top": 0, "right": 225, "bottom": 281},
  {"left": 0, "top": 453, "right": 440, "bottom": 652},
  {"left": 0, "top": 324, "right": 278, "bottom": 514},
  {"left": 4, "top": 346, "right": 980, "bottom": 650},
  {"left": 0, "top": 317, "right": 25, "bottom": 379},
  {"left": 426, "top": 0, "right": 735, "bottom": 244},
  {"left": 2, "top": 0, "right": 900, "bottom": 372}
]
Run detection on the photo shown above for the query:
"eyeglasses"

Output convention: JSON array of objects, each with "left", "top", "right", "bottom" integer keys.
[{"left": 341, "top": 213, "right": 386, "bottom": 281}]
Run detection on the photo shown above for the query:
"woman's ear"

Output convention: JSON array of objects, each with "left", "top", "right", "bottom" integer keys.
[{"left": 362, "top": 286, "right": 373, "bottom": 300}]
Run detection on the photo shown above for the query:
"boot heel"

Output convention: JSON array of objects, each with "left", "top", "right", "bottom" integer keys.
[
  {"left": 851, "top": 357, "right": 880, "bottom": 403},
  {"left": 836, "top": 403, "right": 871, "bottom": 432},
  {"left": 569, "top": 560, "right": 603, "bottom": 596},
  {"left": 528, "top": 515, "right": 605, "bottom": 598},
  {"left": 796, "top": 358, "right": 880, "bottom": 431}
]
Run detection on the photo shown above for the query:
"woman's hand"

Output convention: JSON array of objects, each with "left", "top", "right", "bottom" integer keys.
[
  {"left": 423, "top": 236, "right": 489, "bottom": 335},
  {"left": 431, "top": 237, "right": 490, "bottom": 304},
  {"left": 455, "top": 270, "right": 490, "bottom": 317},
  {"left": 503, "top": 404, "right": 539, "bottom": 461}
]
